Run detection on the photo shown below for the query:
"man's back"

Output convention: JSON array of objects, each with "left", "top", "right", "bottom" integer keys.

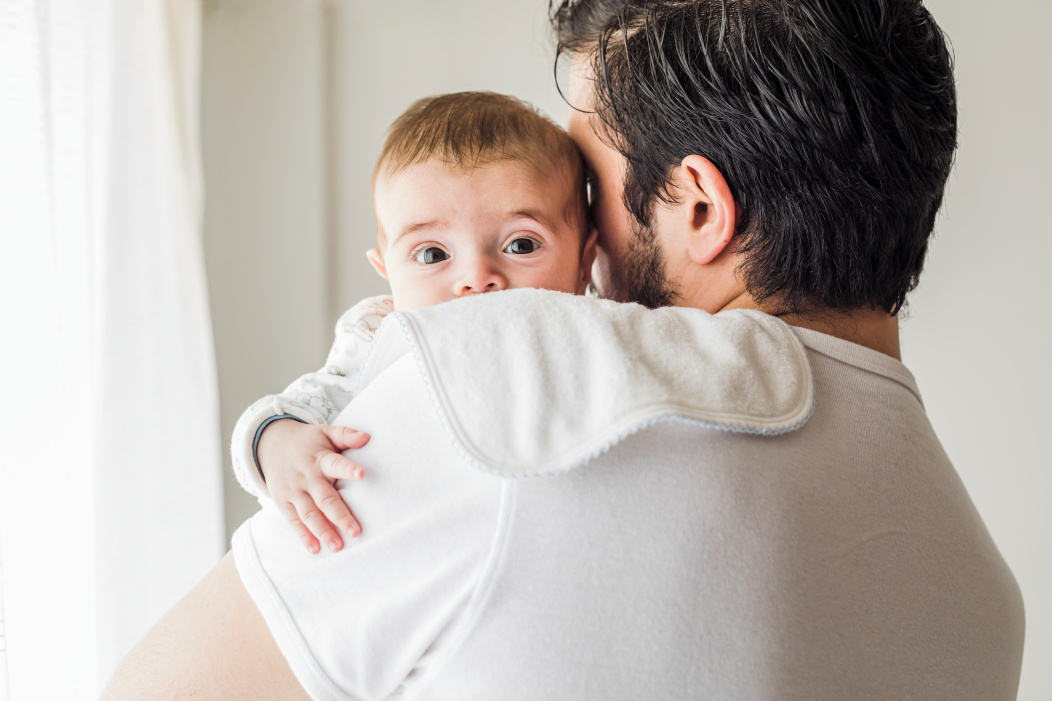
[
  {"left": 232, "top": 294, "right": 1024, "bottom": 700},
  {"left": 423, "top": 327, "right": 1023, "bottom": 700}
]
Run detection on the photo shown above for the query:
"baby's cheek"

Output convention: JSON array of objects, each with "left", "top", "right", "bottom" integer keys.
[
  {"left": 534, "top": 260, "right": 584, "bottom": 295},
  {"left": 391, "top": 275, "right": 461, "bottom": 310},
  {"left": 386, "top": 276, "right": 423, "bottom": 311}
]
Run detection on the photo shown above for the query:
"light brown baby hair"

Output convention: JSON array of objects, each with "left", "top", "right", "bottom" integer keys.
[{"left": 372, "top": 91, "right": 589, "bottom": 245}]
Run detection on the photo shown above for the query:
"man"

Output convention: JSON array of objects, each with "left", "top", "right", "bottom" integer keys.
[{"left": 103, "top": 1, "right": 1025, "bottom": 699}]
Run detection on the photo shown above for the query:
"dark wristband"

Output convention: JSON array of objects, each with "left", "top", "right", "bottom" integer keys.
[{"left": 252, "top": 414, "right": 307, "bottom": 484}]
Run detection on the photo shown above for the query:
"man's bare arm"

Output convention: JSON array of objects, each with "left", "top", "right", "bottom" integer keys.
[{"left": 101, "top": 552, "right": 311, "bottom": 701}]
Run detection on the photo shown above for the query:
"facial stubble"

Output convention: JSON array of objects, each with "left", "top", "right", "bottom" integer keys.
[{"left": 604, "top": 215, "right": 678, "bottom": 309}]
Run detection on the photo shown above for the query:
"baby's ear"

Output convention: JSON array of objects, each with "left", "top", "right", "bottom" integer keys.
[{"left": 366, "top": 248, "right": 388, "bottom": 280}]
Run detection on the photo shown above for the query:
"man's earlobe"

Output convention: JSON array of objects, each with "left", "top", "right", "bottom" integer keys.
[
  {"left": 366, "top": 248, "right": 388, "bottom": 280},
  {"left": 679, "top": 155, "right": 737, "bottom": 266}
]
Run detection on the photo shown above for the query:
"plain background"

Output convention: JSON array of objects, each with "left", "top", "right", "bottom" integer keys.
[{"left": 200, "top": 1, "right": 1050, "bottom": 698}]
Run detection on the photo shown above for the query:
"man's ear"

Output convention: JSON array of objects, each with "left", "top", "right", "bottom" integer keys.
[
  {"left": 578, "top": 227, "right": 599, "bottom": 293},
  {"left": 366, "top": 248, "right": 388, "bottom": 280},
  {"left": 675, "top": 155, "right": 737, "bottom": 265}
]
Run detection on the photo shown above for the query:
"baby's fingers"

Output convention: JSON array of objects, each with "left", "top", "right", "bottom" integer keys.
[
  {"left": 310, "top": 479, "right": 362, "bottom": 541},
  {"left": 277, "top": 500, "right": 321, "bottom": 555},
  {"left": 321, "top": 425, "right": 370, "bottom": 452},
  {"left": 291, "top": 492, "right": 348, "bottom": 554},
  {"left": 317, "top": 450, "right": 365, "bottom": 482}
]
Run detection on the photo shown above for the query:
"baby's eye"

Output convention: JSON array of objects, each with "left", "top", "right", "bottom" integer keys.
[
  {"left": 414, "top": 246, "right": 449, "bottom": 264},
  {"left": 504, "top": 237, "right": 539, "bottom": 255}
]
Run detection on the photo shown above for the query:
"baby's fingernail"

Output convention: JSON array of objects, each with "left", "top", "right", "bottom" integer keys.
[
  {"left": 328, "top": 539, "right": 341, "bottom": 553},
  {"left": 353, "top": 466, "right": 364, "bottom": 479},
  {"left": 309, "top": 542, "right": 320, "bottom": 554},
  {"left": 348, "top": 524, "right": 361, "bottom": 538}
]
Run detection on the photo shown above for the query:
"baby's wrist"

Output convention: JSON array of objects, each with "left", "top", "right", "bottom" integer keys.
[{"left": 253, "top": 414, "right": 306, "bottom": 482}]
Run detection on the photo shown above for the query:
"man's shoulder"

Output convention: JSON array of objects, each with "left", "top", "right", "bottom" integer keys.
[{"left": 355, "top": 289, "right": 815, "bottom": 479}]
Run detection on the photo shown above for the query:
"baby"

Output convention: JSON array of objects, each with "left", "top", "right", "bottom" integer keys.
[{"left": 231, "top": 91, "right": 596, "bottom": 554}]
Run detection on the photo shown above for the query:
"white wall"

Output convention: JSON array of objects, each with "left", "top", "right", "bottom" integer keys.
[
  {"left": 201, "top": 1, "right": 1051, "bottom": 698},
  {"left": 201, "top": 0, "right": 330, "bottom": 540},
  {"left": 901, "top": 2, "right": 1052, "bottom": 699}
]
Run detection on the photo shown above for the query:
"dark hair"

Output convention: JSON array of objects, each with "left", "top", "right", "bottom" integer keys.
[
  {"left": 551, "top": 0, "right": 957, "bottom": 314},
  {"left": 373, "top": 91, "right": 588, "bottom": 241}
]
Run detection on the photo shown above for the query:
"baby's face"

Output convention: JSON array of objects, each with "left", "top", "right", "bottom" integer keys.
[{"left": 369, "top": 160, "right": 594, "bottom": 311}]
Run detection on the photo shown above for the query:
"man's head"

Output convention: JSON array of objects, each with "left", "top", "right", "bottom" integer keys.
[
  {"left": 369, "top": 92, "right": 596, "bottom": 310},
  {"left": 552, "top": 0, "right": 957, "bottom": 314}
]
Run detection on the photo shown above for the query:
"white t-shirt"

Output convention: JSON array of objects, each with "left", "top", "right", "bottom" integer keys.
[{"left": 232, "top": 290, "right": 1024, "bottom": 701}]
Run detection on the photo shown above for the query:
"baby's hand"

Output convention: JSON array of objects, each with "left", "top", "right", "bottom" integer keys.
[{"left": 256, "top": 419, "right": 370, "bottom": 554}]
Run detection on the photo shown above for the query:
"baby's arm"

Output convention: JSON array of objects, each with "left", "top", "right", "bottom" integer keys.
[{"left": 230, "top": 295, "right": 394, "bottom": 552}]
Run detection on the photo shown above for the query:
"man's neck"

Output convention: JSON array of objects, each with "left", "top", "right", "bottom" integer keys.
[
  {"left": 714, "top": 291, "right": 902, "bottom": 361},
  {"left": 770, "top": 308, "right": 901, "bottom": 361}
]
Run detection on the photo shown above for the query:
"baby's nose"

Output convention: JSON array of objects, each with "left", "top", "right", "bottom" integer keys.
[{"left": 454, "top": 259, "right": 507, "bottom": 297}]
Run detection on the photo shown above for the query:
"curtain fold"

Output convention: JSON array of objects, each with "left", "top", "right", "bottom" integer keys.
[{"left": 0, "top": 1, "right": 225, "bottom": 699}]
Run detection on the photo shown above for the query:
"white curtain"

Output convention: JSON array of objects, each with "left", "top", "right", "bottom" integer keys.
[{"left": 0, "top": 1, "right": 224, "bottom": 699}]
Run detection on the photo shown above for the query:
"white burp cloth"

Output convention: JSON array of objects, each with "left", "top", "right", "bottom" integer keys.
[{"left": 354, "top": 288, "right": 814, "bottom": 478}]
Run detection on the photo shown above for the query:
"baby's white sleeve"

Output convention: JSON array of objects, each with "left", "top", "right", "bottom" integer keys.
[{"left": 230, "top": 295, "right": 395, "bottom": 499}]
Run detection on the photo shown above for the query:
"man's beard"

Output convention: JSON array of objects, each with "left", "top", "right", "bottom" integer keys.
[{"left": 602, "top": 215, "right": 678, "bottom": 309}]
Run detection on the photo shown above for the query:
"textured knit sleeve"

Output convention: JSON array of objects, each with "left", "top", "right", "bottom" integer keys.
[{"left": 230, "top": 295, "right": 395, "bottom": 499}]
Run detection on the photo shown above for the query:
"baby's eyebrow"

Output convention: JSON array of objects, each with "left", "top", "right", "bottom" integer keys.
[
  {"left": 393, "top": 219, "right": 446, "bottom": 245},
  {"left": 509, "top": 209, "right": 557, "bottom": 235}
]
